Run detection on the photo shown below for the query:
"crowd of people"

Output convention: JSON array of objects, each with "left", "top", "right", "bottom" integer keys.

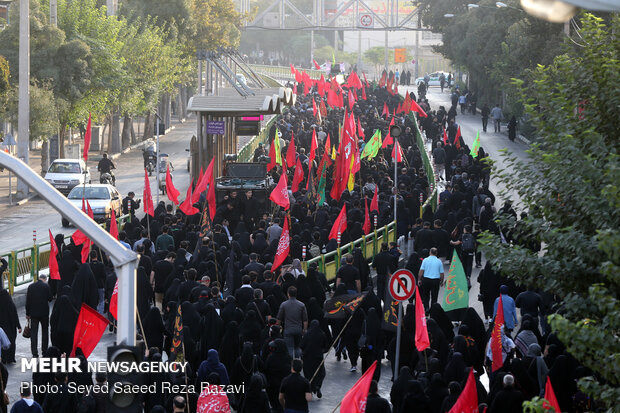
[{"left": 0, "top": 69, "right": 593, "bottom": 413}]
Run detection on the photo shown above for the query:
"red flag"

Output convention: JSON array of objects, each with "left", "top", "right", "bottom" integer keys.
[
  {"left": 86, "top": 200, "right": 94, "bottom": 219},
  {"left": 443, "top": 128, "right": 449, "bottom": 145},
  {"left": 165, "top": 166, "right": 180, "bottom": 205},
  {"left": 319, "top": 99, "right": 328, "bottom": 117},
  {"left": 109, "top": 280, "right": 118, "bottom": 320},
  {"left": 313, "top": 99, "right": 318, "bottom": 117},
  {"left": 491, "top": 294, "right": 505, "bottom": 372},
  {"left": 346, "top": 71, "right": 363, "bottom": 89},
  {"left": 309, "top": 129, "right": 318, "bottom": 167},
  {"left": 370, "top": 185, "right": 379, "bottom": 212},
  {"left": 411, "top": 100, "right": 428, "bottom": 117},
  {"left": 382, "top": 102, "right": 389, "bottom": 117},
  {"left": 272, "top": 217, "right": 290, "bottom": 271},
  {"left": 382, "top": 118, "right": 395, "bottom": 148},
  {"left": 48, "top": 230, "right": 60, "bottom": 280},
  {"left": 71, "top": 303, "right": 109, "bottom": 358},
  {"left": 362, "top": 198, "right": 371, "bottom": 235},
  {"left": 286, "top": 133, "right": 296, "bottom": 168},
  {"left": 448, "top": 369, "right": 479, "bottom": 413},
  {"left": 267, "top": 137, "right": 277, "bottom": 171},
  {"left": 269, "top": 172, "right": 290, "bottom": 210},
  {"left": 379, "top": 72, "right": 387, "bottom": 88},
  {"left": 317, "top": 75, "right": 326, "bottom": 97},
  {"left": 72, "top": 230, "right": 92, "bottom": 264},
  {"left": 290, "top": 64, "right": 296, "bottom": 75},
  {"left": 544, "top": 377, "right": 562, "bottom": 413},
  {"left": 178, "top": 184, "right": 199, "bottom": 216},
  {"left": 192, "top": 168, "right": 209, "bottom": 204},
  {"left": 348, "top": 90, "right": 356, "bottom": 110},
  {"left": 415, "top": 285, "right": 430, "bottom": 351},
  {"left": 205, "top": 158, "right": 217, "bottom": 221},
  {"left": 109, "top": 208, "right": 118, "bottom": 240},
  {"left": 361, "top": 86, "right": 367, "bottom": 100},
  {"left": 313, "top": 59, "right": 321, "bottom": 70},
  {"left": 456, "top": 125, "right": 462, "bottom": 141},
  {"left": 291, "top": 159, "right": 304, "bottom": 193},
  {"left": 456, "top": 135, "right": 462, "bottom": 150},
  {"left": 143, "top": 169, "right": 154, "bottom": 217},
  {"left": 325, "top": 133, "right": 331, "bottom": 155},
  {"left": 328, "top": 204, "right": 347, "bottom": 240},
  {"left": 340, "top": 360, "right": 378, "bottom": 413},
  {"left": 83, "top": 113, "right": 91, "bottom": 162},
  {"left": 392, "top": 139, "right": 403, "bottom": 163}
]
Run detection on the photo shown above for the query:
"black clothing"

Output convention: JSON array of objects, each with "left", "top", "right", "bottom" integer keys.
[
  {"left": 336, "top": 264, "right": 360, "bottom": 292},
  {"left": 152, "top": 260, "right": 173, "bottom": 294},
  {"left": 489, "top": 386, "right": 525, "bottom": 413},
  {"left": 142, "top": 307, "right": 166, "bottom": 351},
  {"left": 235, "top": 286, "right": 255, "bottom": 310},
  {"left": 96, "top": 157, "right": 115, "bottom": 174},
  {"left": 26, "top": 280, "right": 52, "bottom": 318},
  {"left": 366, "top": 394, "right": 392, "bottom": 413},
  {"left": 415, "top": 228, "right": 434, "bottom": 253},
  {"left": 515, "top": 290, "right": 543, "bottom": 318},
  {"left": 0, "top": 289, "right": 21, "bottom": 363},
  {"left": 279, "top": 372, "right": 311, "bottom": 412},
  {"left": 42, "top": 383, "right": 79, "bottom": 413},
  {"left": 70, "top": 264, "right": 99, "bottom": 310},
  {"left": 50, "top": 296, "right": 78, "bottom": 356}
]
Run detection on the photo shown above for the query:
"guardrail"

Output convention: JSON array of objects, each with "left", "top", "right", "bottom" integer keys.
[
  {"left": 302, "top": 221, "right": 396, "bottom": 282},
  {"left": 248, "top": 64, "right": 324, "bottom": 82},
  {"left": 413, "top": 117, "right": 439, "bottom": 212},
  {"left": 237, "top": 116, "right": 277, "bottom": 163},
  {"left": 0, "top": 214, "right": 132, "bottom": 295}
]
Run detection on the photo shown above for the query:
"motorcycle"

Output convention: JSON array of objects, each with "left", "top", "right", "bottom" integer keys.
[
  {"left": 143, "top": 144, "right": 157, "bottom": 176},
  {"left": 100, "top": 171, "right": 115, "bottom": 186}
]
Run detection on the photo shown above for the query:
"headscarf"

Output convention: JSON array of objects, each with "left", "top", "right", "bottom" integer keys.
[
  {"left": 69, "top": 264, "right": 99, "bottom": 310},
  {"left": 527, "top": 343, "right": 548, "bottom": 396},
  {"left": 443, "top": 352, "right": 467, "bottom": 383}
]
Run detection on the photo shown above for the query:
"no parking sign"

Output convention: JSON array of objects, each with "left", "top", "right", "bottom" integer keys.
[{"left": 389, "top": 269, "right": 416, "bottom": 301}]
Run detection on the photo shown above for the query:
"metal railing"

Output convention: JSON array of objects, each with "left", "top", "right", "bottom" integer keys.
[
  {"left": 248, "top": 64, "right": 324, "bottom": 82},
  {"left": 0, "top": 214, "right": 132, "bottom": 295},
  {"left": 237, "top": 116, "right": 277, "bottom": 162},
  {"left": 302, "top": 221, "right": 397, "bottom": 282}
]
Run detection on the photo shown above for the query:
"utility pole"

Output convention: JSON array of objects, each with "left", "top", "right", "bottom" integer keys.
[
  {"left": 50, "top": 0, "right": 56, "bottom": 25},
  {"left": 17, "top": 0, "right": 30, "bottom": 198},
  {"left": 106, "top": 0, "right": 117, "bottom": 16},
  {"left": 384, "top": 0, "right": 389, "bottom": 71}
]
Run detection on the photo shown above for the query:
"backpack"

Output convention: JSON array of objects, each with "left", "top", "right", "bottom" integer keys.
[
  {"left": 461, "top": 233, "right": 475, "bottom": 253},
  {"left": 309, "top": 243, "right": 321, "bottom": 258}
]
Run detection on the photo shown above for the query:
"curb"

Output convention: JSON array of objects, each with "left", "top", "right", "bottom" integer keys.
[{"left": 15, "top": 192, "right": 39, "bottom": 206}]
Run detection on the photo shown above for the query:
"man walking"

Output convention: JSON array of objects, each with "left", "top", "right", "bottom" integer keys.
[
  {"left": 25, "top": 274, "right": 52, "bottom": 358},
  {"left": 481, "top": 104, "right": 490, "bottom": 132},
  {"left": 279, "top": 359, "right": 312, "bottom": 413},
  {"left": 450, "top": 224, "right": 475, "bottom": 287},
  {"left": 372, "top": 243, "right": 396, "bottom": 305},
  {"left": 432, "top": 141, "right": 446, "bottom": 181},
  {"left": 277, "top": 287, "right": 308, "bottom": 358},
  {"left": 491, "top": 103, "right": 503, "bottom": 133},
  {"left": 417, "top": 248, "right": 444, "bottom": 311}
]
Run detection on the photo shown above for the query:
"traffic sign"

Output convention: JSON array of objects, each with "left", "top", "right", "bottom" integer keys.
[
  {"left": 389, "top": 269, "right": 415, "bottom": 301},
  {"left": 359, "top": 13, "right": 374, "bottom": 28}
]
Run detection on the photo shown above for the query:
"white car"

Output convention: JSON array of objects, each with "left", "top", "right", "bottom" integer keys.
[
  {"left": 62, "top": 184, "right": 122, "bottom": 227},
  {"left": 45, "top": 158, "right": 91, "bottom": 195},
  {"left": 415, "top": 71, "right": 450, "bottom": 86}
]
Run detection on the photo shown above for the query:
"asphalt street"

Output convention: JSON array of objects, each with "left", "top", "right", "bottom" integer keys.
[{"left": 0, "top": 121, "right": 197, "bottom": 255}]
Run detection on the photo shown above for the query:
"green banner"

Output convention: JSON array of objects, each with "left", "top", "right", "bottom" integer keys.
[
  {"left": 441, "top": 250, "right": 469, "bottom": 311},
  {"left": 470, "top": 131, "right": 481, "bottom": 158}
]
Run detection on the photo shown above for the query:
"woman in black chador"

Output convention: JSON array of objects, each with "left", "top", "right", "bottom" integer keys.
[
  {"left": 0, "top": 288, "right": 21, "bottom": 363},
  {"left": 50, "top": 295, "right": 78, "bottom": 356}
]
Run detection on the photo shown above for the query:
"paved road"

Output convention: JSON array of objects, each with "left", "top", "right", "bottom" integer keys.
[{"left": 0, "top": 121, "right": 197, "bottom": 256}]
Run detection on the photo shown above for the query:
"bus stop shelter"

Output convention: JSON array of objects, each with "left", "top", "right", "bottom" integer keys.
[{"left": 187, "top": 87, "right": 295, "bottom": 178}]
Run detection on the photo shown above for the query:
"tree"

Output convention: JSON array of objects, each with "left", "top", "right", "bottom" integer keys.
[
  {"left": 0, "top": 55, "right": 9, "bottom": 115},
  {"left": 481, "top": 14, "right": 620, "bottom": 409}
]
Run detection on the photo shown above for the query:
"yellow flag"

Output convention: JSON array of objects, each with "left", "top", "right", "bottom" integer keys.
[
  {"left": 331, "top": 146, "right": 336, "bottom": 160},
  {"left": 347, "top": 156, "right": 355, "bottom": 192}
]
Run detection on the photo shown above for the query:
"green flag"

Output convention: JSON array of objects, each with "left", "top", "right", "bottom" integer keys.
[
  {"left": 360, "top": 130, "right": 382, "bottom": 159},
  {"left": 317, "top": 163, "right": 327, "bottom": 205},
  {"left": 441, "top": 250, "right": 469, "bottom": 311},
  {"left": 332, "top": 50, "right": 336, "bottom": 65},
  {"left": 470, "top": 131, "right": 481, "bottom": 158},
  {"left": 274, "top": 130, "right": 282, "bottom": 165}
]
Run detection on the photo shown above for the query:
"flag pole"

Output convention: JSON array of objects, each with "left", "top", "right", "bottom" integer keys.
[
  {"left": 309, "top": 312, "right": 355, "bottom": 383},
  {"left": 330, "top": 401, "right": 342, "bottom": 413},
  {"left": 181, "top": 340, "right": 190, "bottom": 413},
  {"left": 136, "top": 308, "right": 149, "bottom": 350}
]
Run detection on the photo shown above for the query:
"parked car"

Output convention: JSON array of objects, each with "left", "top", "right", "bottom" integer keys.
[
  {"left": 415, "top": 71, "right": 450, "bottom": 86},
  {"left": 62, "top": 184, "right": 122, "bottom": 227},
  {"left": 45, "top": 158, "right": 91, "bottom": 195}
]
